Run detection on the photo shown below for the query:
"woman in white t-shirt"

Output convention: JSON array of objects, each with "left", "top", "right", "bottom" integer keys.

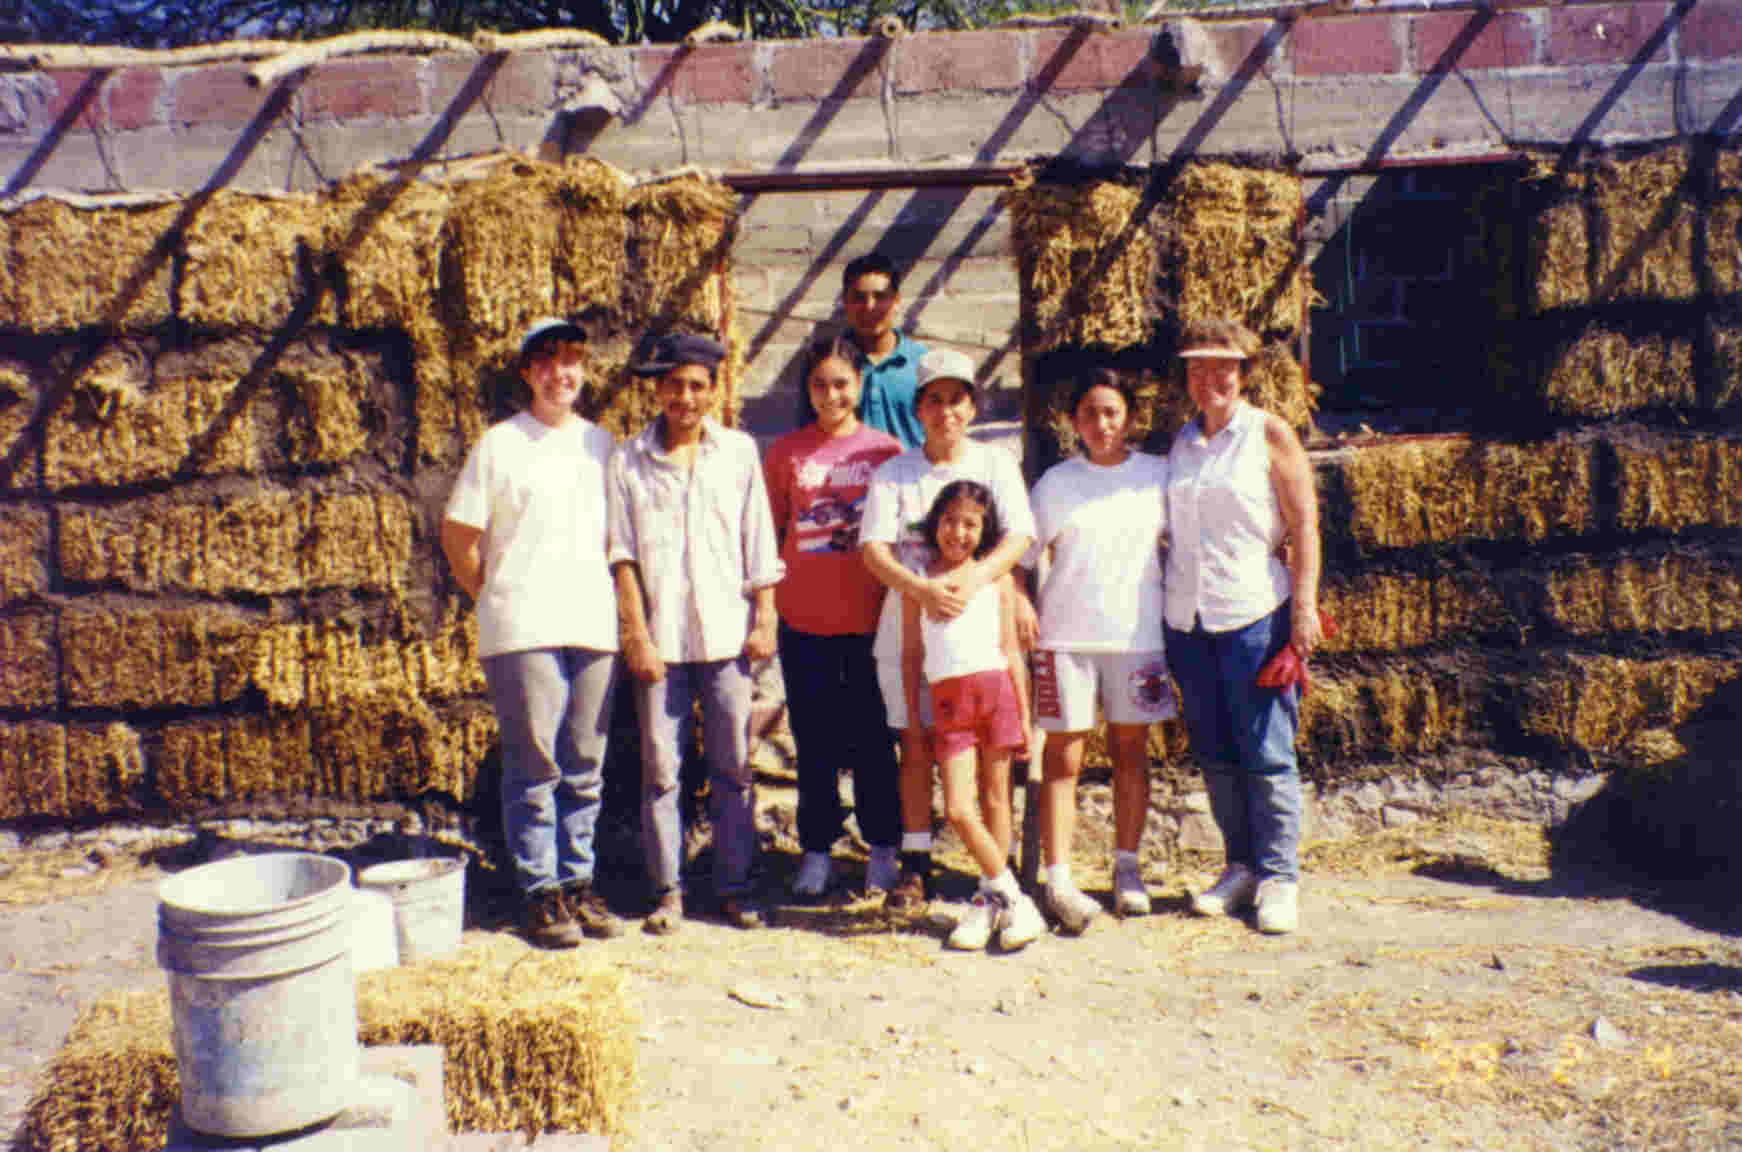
[
  {"left": 1027, "top": 367, "right": 1173, "bottom": 934},
  {"left": 441, "top": 318, "right": 623, "bottom": 951}
]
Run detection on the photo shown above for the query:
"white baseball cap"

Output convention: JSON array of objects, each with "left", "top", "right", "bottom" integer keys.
[
  {"left": 915, "top": 347, "right": 977, "bottom": 398},
  {"left": 1178, "top": 344, "right": 1249, "bottom": 360}
]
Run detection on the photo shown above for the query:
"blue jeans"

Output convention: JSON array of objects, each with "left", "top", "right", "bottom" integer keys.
[
  {"left": 483, "top": 647, "right": 618, "bottom": 896},
  {"left": 636, "top": 658, "right": 757, "bottom": 897},
  {"left": 1165, "top": 603, "right": 1302, "bottom": 882}
]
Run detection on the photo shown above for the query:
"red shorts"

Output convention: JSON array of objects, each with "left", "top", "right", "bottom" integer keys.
[{"left": 929, "top": 669, "right": 1024, "bottom": 763}]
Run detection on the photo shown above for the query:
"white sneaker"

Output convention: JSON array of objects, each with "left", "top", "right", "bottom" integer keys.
[
  {"left": 997, "top": 892, "right": 1046, "bottom": 951},
  {"left": 1046, "top": 882, "right": 1100, "bottom": 936},
  {"left": 1113, "top": 860, "right": 1151, "bottom": 918},
  {"left": 1255, "top": 877, "right": 1299, "bottom": 935},
  {"left": 1192, "top": 863, "right": 1258, "bottom": 917},
  {"left": 866, "top": 845, "right": 900, "bottom": 893},
  {"left": 791, "top": 852, "right": 830, "bottom": 899},
  {"left": 947, "top": 893, "right": 998, "bottom": 950}
]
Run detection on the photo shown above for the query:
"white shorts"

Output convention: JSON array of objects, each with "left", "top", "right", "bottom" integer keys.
[
  {"left": 1031, "top": 649, "right": 1175, "bottom": 731},
  {"left": 875, "top": 657, "right": 934, "bottom": 730}
]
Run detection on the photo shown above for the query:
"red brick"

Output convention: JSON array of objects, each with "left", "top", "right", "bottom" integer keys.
[
  {"left": 1412, "top": 10, "right": 1538, "bottom": 71},
  {"left": 172, "top": 64, "right": 268, "bottom": 126},
  {"left": 1290, "top": 13, "right": 1403, "bottom": 76},
  {"left": 1546, "top": 3, "right": 1671, "bottom": 66},
  {"left": 47, "top": 71, "right": 102, "bottom": 131},
  {"left": 773, "top": 39, "right": 887, "bottom": 102},
  {"left": 433, "top": 50, "right": 554, "bottom": 114},
  {"left": 1031, "top": 29, "right": 1160, "bottom": 91},
  {"left": 105, "top": 67, "right": 164, "bottom": 131},
  {"left": 301, "top": 56, "right": 424, "bottom": 123},
  {"left": 1683, "top": 0, "right": 1742, "bottom": 60},
  {"left": 895, "top": 30, "right": 1023, "bottom": 93},
  {"left": 1203, "top": 21, "right": 1279, "bottom": 78},
  {"left": 637, "top": 43, "right": 758, "bottom": 105}
]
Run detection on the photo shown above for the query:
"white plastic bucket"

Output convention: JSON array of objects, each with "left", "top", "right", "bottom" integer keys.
[
  {"left": 349, "top": 886, "right": 399, "bottom": 972},
  {"left": 357, "top": 857, "right": 465, "bottom": 963},
  {"left": 157, "top": 852, "right": 360, "bottom": 1138}
]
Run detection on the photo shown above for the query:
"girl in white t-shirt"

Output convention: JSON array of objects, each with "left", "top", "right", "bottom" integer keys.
[
  {"left": 1027, "top": 368, "right": 1174, "bottom": 934},
  {"left": 901, "top": 480, "right": 1045, "bottom": 952}
]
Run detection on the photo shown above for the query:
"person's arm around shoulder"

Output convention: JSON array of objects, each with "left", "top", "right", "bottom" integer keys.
[
  {"left": 1265, "top": 413, "right": 1322, "bottom": 657},
  {"left": 998, "top": 573, "right": 1032, "bottom": 734},
  {"left": 859, "top": 457, "right": 955, "bottom": 617}
]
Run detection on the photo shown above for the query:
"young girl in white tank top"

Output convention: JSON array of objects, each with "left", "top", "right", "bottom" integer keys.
[{"left": 901, "top": 481, "right": 1045, "bottom": 952}]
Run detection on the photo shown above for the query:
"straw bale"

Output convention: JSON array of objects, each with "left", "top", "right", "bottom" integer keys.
[
  {"left": 179, "top": 191, "right": 335, "bottom": 330},
  {"left": 282, "top": 352, "right": 375, "bottom": 467},
  {"left": 1242, "top": 339, "right": 1317, "bottom": 435},
  {"left": 20, "top": 986, "right": 176, "bottom": 1152},
  {"left": 1524, "top": 654, "right": 1738, "bottom": 756},
  {"left": 1709, "top": 316, "right": 1742, "bottom": 412},
  {"left": 410, "top": 327, "right": 467, "bottom": 464},
  {"left": 627, "top": 173, "right": 737, "bottom": 332},
  {"left": 443, "top": 157, "right": 627, "bottom": 344},
  {"left": 60, "top": 491, "right": 299, "bottom": 596},
  {"left": 232, "top": 621, "right": 309, "bottom": 709},
  {"left": 310, "top": 693, "right": 437, "bottom": 800},
  {"left": 1005, "top": 172, "right": 1154, "bottom": 353},
  {"left": 407, "top": 610, "right": 488, "bottom": 699},
  {"left": 59, "top": 604, "right": 257, "bottom": 710},
  {"left": 63, "top": 722, "right": 144, "bottom": 816},
  {"left": 1612, "top": 435, "right": 1742, "bottom": 533},
  {"left": 155, "top": 719, "right": 226, "bottom": 810},
  {"left": 1524, "top": 193, "right": 1587, "bottom": 315},
  {"left": 1591, "top": 148, "right": 1698, "bottom": 303},
  {"left": 1339, "top": 437, "right": 1595, "bottom": 552},
  {"left": 1318, "top": 569, "right": 1507, "bottom": 654},
  {"left": 1542, "top": 326, "right": 1696, "bottom": 418},
  {"left": 1170, "top": 162, "right": 1303, "bottom": 338},
  {"left": 1299, "top": 663, "right": 1474, "bottom": 765},
  {"left": 1, "top": 199, "right": 177, "bottom": 330},
  {"left": 304, "top": 491, "right": 417, "bottom": 592},
  {"left": 44, "top": 357, "right": 266, "bottom": 490},
  {"left": 357, "top": 935, "right": 637, "bottom": 1138},
  {"left": 0, "top": 503, "right": 47, "bottom": 602},
  {"left": 1706, "top": 197, "right": 1742, "bottom": 296},
  {"left": 0, "top": 722, "right": 67, "bottom": 822},
  {"left": 0, "top": 359, "right": 39, "bottom": 487},
  {"left": 1540, "top": 551, "right": 1742, "bottom": 637},
  {"left": 0, "top": 610, "right": 56, "bottom": 710},
  {"left": 225, "top": 711, "right": 316, "bottom": 801}
]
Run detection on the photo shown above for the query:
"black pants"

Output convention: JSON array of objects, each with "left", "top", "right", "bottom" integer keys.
[{"left": 777, "top": 623, "right": 901, "bottom": 853}]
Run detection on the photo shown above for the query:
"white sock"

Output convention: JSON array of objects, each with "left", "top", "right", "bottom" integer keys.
[
  {"left": 985, "top": 869, "right": 1019, "bottom": 901},
  {"left": 1114, "top": 850, "right": 1139, "bottom": 873},
  {"left": 901, "top": 832, "right": 933, "bottom": 853},
  {"left": 1047, "top": 860, "right": 1073, "bottom": 894}
]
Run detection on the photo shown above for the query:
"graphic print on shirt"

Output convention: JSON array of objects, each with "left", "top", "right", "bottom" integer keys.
[
  {"left": 791, "top": 457, "right": 880, "bottom": 554},
  {"left": 1128, "top": 657, "right": 1170, "bottom": 713}
]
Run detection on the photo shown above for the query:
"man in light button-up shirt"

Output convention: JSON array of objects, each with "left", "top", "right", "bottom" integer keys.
[{"left": 609, "top": 330, "right": 784, "bottom": 935}]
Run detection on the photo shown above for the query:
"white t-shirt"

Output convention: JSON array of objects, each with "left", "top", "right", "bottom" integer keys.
[
  {"left": 921, "top": 578, "right": 1007, "bottom": 683},
  {"left": 1028, "top": 452, "right": 1168, "bottom": 652},
  {"left": 444, "top": 411, "right": 617, "bottom": 659},
  {"left": 861, "top": 438, "right": 1037, "bottom": 663}
]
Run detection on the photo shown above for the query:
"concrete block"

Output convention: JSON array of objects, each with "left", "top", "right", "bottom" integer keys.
[
  {"left": 1546, "top": 3, "right": 1672, "bottom": 66},
  {"left": 1683, "top": 0, "right": 1742, "bottom": 61},
  {"left": 896, "top": 31, "right": 1024, "bottom": 94},
  {"left": 740, "top": 99, "right": 894, "bottom": 169},
  {"left": 0, "top": 131, "right": 118, "bottom": 197},
  {"left": 1411, "top": 9, "right": 1541, "bottom": 72},
  {"left": 1195, "top": 19, "right": 1282, "bottom": 86},
  {"left": 731, "top": 223, "right": 817, "bottom": 256},
  {"left": 1030, "top": 28, "right": 1162, "bottom": 92},
  {"left": 113, "top": 123, "right": 302, "bottom": 196},
  {"left": 301, "top": 57, "right": 425, "bottom": 123},
  {"left": 772, "top": 38, "right": 888, "bottom": 103},
  {"left": 1290, "top": 12, "right": 1405, "bottom": 76},
  {"left": 637, "top": 43, "right": 759, "bottom": 106}
]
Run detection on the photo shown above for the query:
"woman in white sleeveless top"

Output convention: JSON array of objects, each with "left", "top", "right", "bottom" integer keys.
[{"left": 1163, "top": 316, "right": 1323, "bottom": 935}]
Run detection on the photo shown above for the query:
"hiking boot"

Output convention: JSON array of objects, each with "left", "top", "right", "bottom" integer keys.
[
  {"left": 1046, "top": 882, "right": 1101, "bottom": 936},
  {"left": 1113, "top": 859, "right": 1152, "bottom": 918},
  {"left": 723, "top": 896, "right": 766, "bottom": 930},
  {"left": 523, "top": 888, "right": 582, "bottom": 950},
  {"left": 1191, "top": 863, "right": 1258, "bottom": 918},
  {"left": 866, "top": 845, "right": 900, "bottom": 893},
  {"left": 883, "top": 867, "right": 929, "bottom": 913},
  {"left": 564, "top": 884, "right": 624, "bottom": 939},
  {"left": 791, "top": 852, "right": 830, "bottom": 901},
  {"left": 997, "top": 892, "right": 1046, "bottom": 951},
  {"left": 644, "top": 887, "right": 683, "bottom": 936},
  {"left": 946, "top": 893, "right": 998, "bottom": 950},
  {"left": 1255, "top": 877, "right": 1299, "bottom": 935}
]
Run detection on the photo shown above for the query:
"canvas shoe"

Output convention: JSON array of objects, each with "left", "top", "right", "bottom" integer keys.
[
  {"left": 866, "top": 845, "right": 900, "bottom": 893},
  {"left": 946, "top": 893, "right": 998, "bottom": 950},
  {"left": 791, "top": 852, "right": 830, "bottom": 900},
  {"left": 997, "top": 892, "right": 1047, "bottom": 951},
  {"left": 1255, "top": 877, "right": 1299, "bottom": 935},
  {"left": 1191, "top": 863, "right": 1258, "bottom": 918},
  {"left": 1113, "top": 859, "right": 1152, "bottom": 918},
  {"left": 1046, "top": 882, "right": 1101, "bottom": 936}
]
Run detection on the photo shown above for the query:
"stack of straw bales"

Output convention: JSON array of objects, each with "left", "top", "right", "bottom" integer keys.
[{"left": 21, "top": 936, "right": 637, "bottom": 1152}]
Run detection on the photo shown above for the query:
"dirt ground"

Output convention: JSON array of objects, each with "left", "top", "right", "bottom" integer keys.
[{"left": 3, "top": 798, "right": 1740, "bottom": 1152}]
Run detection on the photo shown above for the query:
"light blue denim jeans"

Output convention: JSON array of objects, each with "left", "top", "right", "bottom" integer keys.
[
  {"left": 483, "top": 647, "right": 617, "bottom": 896},
  {"left": 1165, "top": 603, "right": 1302, "bottom": 882}
]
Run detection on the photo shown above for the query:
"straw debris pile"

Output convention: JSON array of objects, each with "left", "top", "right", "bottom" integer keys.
[{"left": 21, "top": 936, "right": 637, "bottom": 1152}]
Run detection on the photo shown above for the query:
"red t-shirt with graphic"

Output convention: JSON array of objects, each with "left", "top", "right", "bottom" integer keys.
[{"left": 763, "top": 422, "right": 903, "bottom": 636}]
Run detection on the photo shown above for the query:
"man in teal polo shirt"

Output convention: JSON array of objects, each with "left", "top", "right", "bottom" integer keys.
[{"left": 801, "top": 253, "right": 928, "bottom": 449}]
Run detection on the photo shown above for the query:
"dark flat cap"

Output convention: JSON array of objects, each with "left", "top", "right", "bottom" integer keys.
[{"left": 630, "top": 330, "right": 728, "bottom": 376}]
